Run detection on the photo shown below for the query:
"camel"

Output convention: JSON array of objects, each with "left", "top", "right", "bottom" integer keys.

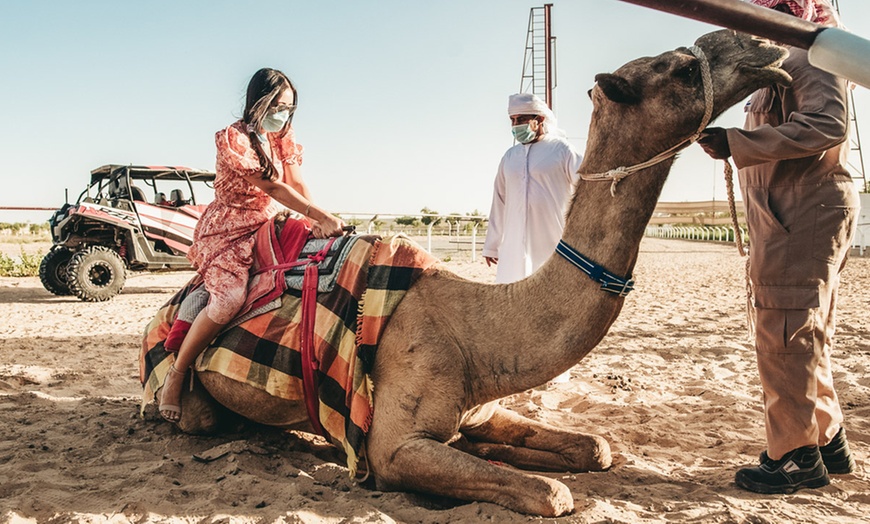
[{"left": 156, "top": 30, "right": 790, "bottom": 517}]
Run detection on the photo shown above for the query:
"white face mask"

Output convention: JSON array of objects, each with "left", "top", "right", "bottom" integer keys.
[
  {"left": 261, "top": 110, "right": 290, "bottom": 132},
  {"left": 511, "top": 123, "right": 538, "bottom": 144}
]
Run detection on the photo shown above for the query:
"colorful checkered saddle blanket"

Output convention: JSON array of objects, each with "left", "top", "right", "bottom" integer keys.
[{"left": 140, "top": 230, "right": 437, "bottom": 476}]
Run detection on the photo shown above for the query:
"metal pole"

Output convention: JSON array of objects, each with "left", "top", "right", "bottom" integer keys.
[{"left": 544, "top": 3, "right": 554, "bottom": 110}]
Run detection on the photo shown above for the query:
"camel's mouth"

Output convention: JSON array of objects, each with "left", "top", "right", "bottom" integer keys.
[
  {"left": 739, "top": 58, "right": 792, "bottom": 86},
  {"left": 694, "top": 30, "right": 793, "bottom": 88},
  {"left": 737, "top": 38, "right": 793, "bottom": 86}
]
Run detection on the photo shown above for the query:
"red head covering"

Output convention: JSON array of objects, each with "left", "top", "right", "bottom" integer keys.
[{"left": 747, "top": 0, "right": 839, "bottom": 27}]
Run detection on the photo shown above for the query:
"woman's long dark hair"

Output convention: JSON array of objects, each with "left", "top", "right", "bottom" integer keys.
[{"left": 243, "top": 68, "right": 297, "bottom": 181}]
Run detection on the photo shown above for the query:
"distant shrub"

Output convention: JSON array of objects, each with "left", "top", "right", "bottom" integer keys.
[
  {"left": 395, "top": 216, "right": 419, "bottom": 227},
  {"left": 0, "top": 250, "right": 43, "bottom": 277}
]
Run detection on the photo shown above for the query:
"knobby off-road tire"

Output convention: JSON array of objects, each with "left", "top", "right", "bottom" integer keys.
[
  {"left": 38, "top": 247, "right": 74, "bottom": 296},
  {"left": 67, "top": 246, "right": 127, "bottom": 302}
]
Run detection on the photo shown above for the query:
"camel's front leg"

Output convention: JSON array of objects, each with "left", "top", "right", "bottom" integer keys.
[
  {"left": 367, "top": 434, "right": 574, "bottom": 517},
  {"left": 456, "top": 404, "right": 612, "bottom": 472}
]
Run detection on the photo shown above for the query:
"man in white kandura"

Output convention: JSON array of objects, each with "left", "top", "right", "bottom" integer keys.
[{"left": 483, "top": 92, "right": 583, "bottom": 383}]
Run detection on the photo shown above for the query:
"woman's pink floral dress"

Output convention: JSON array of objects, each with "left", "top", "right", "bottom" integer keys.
[{"left": 187, "top": 120, "right": 303, "bottom": 324}]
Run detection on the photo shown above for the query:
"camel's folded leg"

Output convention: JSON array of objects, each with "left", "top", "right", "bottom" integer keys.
[
  {"left": 457, "top": 405, "right": 611, "bottom": 472},
  {"left": 368, "top": 436, "right": 574, "bottom": 517}
]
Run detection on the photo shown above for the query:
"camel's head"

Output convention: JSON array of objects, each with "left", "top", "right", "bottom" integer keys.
[
  {"left": 692, "top": 29, "right": 792, "bottom": 105},
  {"left": 587, "top": 30, "right": 790, "bottom": 159}
]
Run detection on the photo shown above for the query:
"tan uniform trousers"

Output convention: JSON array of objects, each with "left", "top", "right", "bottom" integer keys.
[{"left": 744, "top": 179, "right": 859, "bottom": 460}]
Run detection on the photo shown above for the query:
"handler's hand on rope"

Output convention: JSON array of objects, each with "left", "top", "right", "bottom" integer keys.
[{"left": 698, "top": 127, "right": 731, "bottom": 159}]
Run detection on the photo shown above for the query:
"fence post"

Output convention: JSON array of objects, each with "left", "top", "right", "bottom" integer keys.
[{"left": 471, "top": 223, "right": 479, "bottom": 262}]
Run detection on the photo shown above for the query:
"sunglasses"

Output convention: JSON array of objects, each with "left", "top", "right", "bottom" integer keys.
[{"left": 268, "top": 103, "right": 297, "bottom": 115}]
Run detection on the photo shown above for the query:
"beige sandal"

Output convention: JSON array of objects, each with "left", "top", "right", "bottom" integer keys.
[{"left": 158, "top": 364, "right": 186, "bottom": 423}]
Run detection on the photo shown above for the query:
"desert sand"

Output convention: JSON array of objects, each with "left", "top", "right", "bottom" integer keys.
[{"left": 0, "top": 237, "right": 867, "bottom": 523}]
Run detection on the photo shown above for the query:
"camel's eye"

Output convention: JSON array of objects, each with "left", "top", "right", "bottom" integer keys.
[{"left": 673, "top": 62, "right": 699, "bottom": 83}]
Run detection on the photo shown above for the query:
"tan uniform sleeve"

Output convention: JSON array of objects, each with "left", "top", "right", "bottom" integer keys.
[{"left": 726, "top": 49, "right": 849, "bottom": 169}]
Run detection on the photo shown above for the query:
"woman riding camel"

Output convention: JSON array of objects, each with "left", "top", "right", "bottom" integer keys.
[{"left": 158, "top": 68, "right": 344, "bottom": 423}]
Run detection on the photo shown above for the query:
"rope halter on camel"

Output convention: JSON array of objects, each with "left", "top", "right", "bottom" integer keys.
[{"left": 579, "top": 45, "right": 715, "bottom": 196}]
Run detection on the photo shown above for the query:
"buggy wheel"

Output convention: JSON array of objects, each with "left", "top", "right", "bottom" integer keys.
[
  {"left": 67, "top": 246, "right": 127, "bottom": 302},
  {"left": 38, "top": 247, "right": 74, "bottom": 296}
]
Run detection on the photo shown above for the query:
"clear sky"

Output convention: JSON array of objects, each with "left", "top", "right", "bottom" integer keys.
[{"left": 2, "top": 0, "right": 869, "bottom": 224}]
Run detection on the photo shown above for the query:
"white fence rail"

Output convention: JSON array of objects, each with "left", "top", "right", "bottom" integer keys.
[
  {"left": 644, "top": 224, "right": 749, "bottom": 244},
  {"left": 335, "top": 212, "right": 488, "bottom": 261}
]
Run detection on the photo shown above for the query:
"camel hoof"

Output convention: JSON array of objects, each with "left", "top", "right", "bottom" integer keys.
[
  {"left": 498, "top": 475, "right": 574, "bottom": 517},
  {"left": 590, "top": 435, "right": 612, "bottom": 471},
  {"left": 176, "top": 391, "right": 223, "bottom": 435},
  {"left": 538, "top": 476, "right": 574, "bottom": 517}
]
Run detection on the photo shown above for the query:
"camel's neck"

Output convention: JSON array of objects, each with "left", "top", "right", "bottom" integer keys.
[
  {"left": 469, "top": 148, "right": 675, "bottom": 398},
  {"left": 560, "top": 152, "right": 673, "bottom": 280}
]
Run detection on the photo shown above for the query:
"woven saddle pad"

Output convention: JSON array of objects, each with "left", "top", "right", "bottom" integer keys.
[{"left": 284, "top": 234, "right": 359, "bottom": 293}]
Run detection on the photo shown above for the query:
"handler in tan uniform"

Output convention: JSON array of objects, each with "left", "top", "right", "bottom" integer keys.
[{"left": 698, "top": 0, "right": 859, "bottom": 495}]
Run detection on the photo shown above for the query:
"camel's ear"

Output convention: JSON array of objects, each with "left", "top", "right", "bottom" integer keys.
[{"left": 594, "top": 73, "right": 640, "bottom": 105}]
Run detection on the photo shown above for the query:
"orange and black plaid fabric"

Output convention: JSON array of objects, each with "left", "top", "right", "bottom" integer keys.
[{"left": 140, "top": 234, "right": 437, "bottom": 476}]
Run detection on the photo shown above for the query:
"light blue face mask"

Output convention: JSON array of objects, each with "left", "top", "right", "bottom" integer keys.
[
  {"left": 262, "top": 110, "right": 290, "bottom": 133},
  {"left": 511, "top": 123, "right": 537, "bottom": 144}
]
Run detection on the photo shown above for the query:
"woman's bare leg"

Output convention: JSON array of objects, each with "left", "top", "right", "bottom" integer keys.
[{"left": 159, "top": 309, "right": 225, "bottom": 422}]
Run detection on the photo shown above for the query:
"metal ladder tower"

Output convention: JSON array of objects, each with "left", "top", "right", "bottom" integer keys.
[
  {"left": 832, "top": 0, "right": 867, "bottom": 192},
  {"left": 519, "top": 4, "right": 556, "bottom": 109}
]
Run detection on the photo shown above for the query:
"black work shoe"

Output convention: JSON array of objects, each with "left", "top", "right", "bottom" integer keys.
[
  {"left": 820, "top": 427, "right": 856, "bottom": 474},
  {"left": 736, "top": 445, "right": 830, "bottom": 494}
]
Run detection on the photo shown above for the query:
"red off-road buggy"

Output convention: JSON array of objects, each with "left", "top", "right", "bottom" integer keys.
[{"left": 40, "top": 164, "right": 215, "bottom": 301}]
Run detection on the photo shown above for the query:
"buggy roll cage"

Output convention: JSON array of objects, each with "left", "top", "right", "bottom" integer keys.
[{"left": 81, "top": 164, "right": 215, "bottom": 204}]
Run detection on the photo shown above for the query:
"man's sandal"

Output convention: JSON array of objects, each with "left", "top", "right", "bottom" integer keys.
[{"left": 158, "top": 364, "right": 186, "bottom": 423}]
